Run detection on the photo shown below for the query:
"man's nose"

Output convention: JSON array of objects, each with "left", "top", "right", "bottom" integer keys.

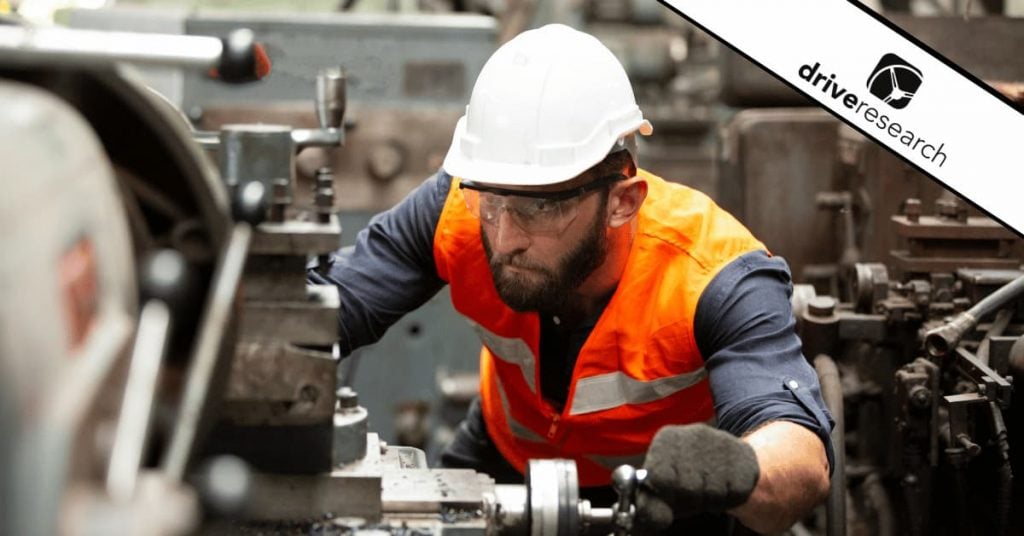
[{"left": 491, "top": 210, "right": 531, "bottom": 255}]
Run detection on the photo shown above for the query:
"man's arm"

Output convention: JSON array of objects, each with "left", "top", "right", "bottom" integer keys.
[
  {"left": 695, "top": 250, "right": 833, "bottom": 532},
  {"left": 729, "top": 421, "right": 829, "bottom": 533},
  {"left": 307, "top": 171, "right": 453, "bottom": 355}
]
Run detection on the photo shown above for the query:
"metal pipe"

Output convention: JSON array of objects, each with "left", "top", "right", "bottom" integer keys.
[
  {"left": 925, "top": 274, "right": 1024, "bottom": 358},
  {"left": 990, "top": 402, "right": 1013, "bottom": 536},
  {"left": 0, "top": 26, "right": 222, "bottom": 68},
  {"left": 814, "top": 354, "right": 846, "bottom": 536},
  {"left": 863, "top": 473, "right": 894, "bottom": 536}
]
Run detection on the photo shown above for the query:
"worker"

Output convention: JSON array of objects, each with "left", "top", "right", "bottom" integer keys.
[{"left": 309, "top": 24, "right": 833, "bottom": 535}]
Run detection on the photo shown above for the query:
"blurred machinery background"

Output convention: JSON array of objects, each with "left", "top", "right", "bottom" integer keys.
[{"left": 2, "top": 0, "right": 1024, "bottom": 534}]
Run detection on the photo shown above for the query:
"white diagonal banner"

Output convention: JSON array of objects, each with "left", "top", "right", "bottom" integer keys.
[{"left": 660, "top": 0, "right": 1024, "bottom": 235}]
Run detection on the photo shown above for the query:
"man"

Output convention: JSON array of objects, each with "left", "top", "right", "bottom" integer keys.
[{"left": 310, "top": 24, "right": 832, "bottom": 534}]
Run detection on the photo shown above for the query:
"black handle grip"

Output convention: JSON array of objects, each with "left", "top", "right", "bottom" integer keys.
[
  {"left": 214, "top": 28, "right": 270, "bottom": 84},
  {"left": 231, "top": 180, "right": 269, "bottom": 226}
]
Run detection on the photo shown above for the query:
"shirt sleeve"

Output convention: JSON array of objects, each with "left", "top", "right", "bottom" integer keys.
[
  {"left": 693, "top": 250, "right": 836, "bottom": 473},
  {"left": 307, "top": 170, "right": 453, "bottom": 356}
]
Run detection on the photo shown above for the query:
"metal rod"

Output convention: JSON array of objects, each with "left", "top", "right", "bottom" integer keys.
[
  {"left": 291, "top": 128, "right": 343, "bottom": 149},
  {"left": 162, "top": 223, "right": 252, "bottom": 481},
  {"left": 0, "top": 26, "right": 222, "bottom": 69},
  {"left": 106, "top": 301, "right": 172, "bottom": 502}
]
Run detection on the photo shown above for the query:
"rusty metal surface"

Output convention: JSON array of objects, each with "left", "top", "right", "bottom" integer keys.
[
  {"left": 241, "top": 284, "right": 340, "bottom": 345},
  {"left": 202, "top": 104, "right": 463, "bottom": 212},
  {"left": 243, "top": 255, "right": 309, "bottom": 301},
  {"left": 718, "top": 108, "right": 840, "bottom": 279},
  {"left": 888, "top": 209, "right": 1022, "bottom": 276},
  {"left": 837, "top": 127, "right": 1024, "bottom": 273},
  {"left": 892, "top": 215, "right": 1020, "bottom": 240},
  {"left": 244, "top": 470, "right": 383, "bottom": 521},
  {"left": 381, "top": 469, "right": 496, "bottom": 513},
  {"left": 222, "top": 340, "right": 337, "bottom": 426},
  {"left": 250, "top": 216, "right": 343, "bottom": 256},
  {"left": 889, "top": 251, "right": 1021, "bottom": 274}
]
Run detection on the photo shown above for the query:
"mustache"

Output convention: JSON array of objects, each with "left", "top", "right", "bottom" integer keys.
[{"left": 490, "top": 253, "right": 551, "bottom": 274}]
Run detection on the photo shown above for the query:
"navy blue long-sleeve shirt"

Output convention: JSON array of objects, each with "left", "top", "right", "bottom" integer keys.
[{"left": 309, "top": 170, "right": 835, "bottom": 471}]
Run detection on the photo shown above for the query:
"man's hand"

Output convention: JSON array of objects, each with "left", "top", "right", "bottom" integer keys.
[{"left": 634, "top": 424, "right": 760, "bottom": 533}]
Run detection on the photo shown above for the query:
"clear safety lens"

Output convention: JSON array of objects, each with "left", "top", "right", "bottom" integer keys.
[{"left": 462, "top": 189, "right": 581, "bottom": 235}]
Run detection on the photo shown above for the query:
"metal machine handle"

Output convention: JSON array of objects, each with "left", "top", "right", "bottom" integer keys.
[
  {"left": 106, "top": 250, "right": 193, "bottom": 501},
  {"left": 0, "top": 26, "right": 264, "bottom": 84}
]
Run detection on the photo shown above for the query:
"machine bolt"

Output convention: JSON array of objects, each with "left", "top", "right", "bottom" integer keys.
[
  {"left": 908, "top": 386, "right": 931, "bottom": 409},
  {"left": 299, "top": 385, "right": 319, "bottom": 402},
  {"left": 903, "top": 198, "right": 921, "bottom": 223},
  {"left": 936, "top": 198, "right": 960, "bottom": 220},
  {"left": 956, "top": 434, "right": 982, "bottom": 457},
  {"left": 270, "top": 177, "right": 291, "bottom": 222},
  {"left": 336, "top": 386, "right": 359, "bottom": 409},
  {"left": 314, "top": 168, "right": 335, "bottom": 224},
  {"left": 807, "top": 296, "right": 837, "bottom": 317},
  {"left": 315, "top": 167, "right": 334, "bottom": 190}
]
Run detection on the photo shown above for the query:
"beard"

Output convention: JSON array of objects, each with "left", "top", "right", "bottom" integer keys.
[{"left": 481, "top": 207, "right": 608, "bottom": 314}]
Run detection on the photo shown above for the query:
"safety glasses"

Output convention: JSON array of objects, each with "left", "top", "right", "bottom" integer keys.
[{"left": 459, "top": 174, "right": 625, "bottom": 235}]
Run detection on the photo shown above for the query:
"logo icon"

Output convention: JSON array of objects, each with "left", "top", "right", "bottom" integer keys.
[{"left": 866, "top": 53, "right": 923, "bottom": 109}]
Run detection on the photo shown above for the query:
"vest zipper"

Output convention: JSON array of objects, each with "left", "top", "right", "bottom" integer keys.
[{"left": 546, "top": 414, "right": 561, "bottom": 439}]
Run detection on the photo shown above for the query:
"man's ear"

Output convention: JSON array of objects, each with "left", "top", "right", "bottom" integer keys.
[{"left": 607, "top": 178, "right": 647, "bottom": 228}]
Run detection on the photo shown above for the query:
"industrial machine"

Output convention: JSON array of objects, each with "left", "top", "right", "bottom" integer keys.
[
  {"left": 710, "top": 10, "right": 1024, "bottom": 536},
  {"left": 779, "top": 125, "right": 1024, "bottom": 536},
  {"left": 0, "top": 22, "right": 651, "bottom": 536},
  {"left": 3, "top": 4, "right": 1023, "bottom": 536}
]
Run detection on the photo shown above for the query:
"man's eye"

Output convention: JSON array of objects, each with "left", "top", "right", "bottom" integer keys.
[
  {"left": 480, "top": 197, "right": 502, "bottom": 211},
  {"left": 528, "top": 199, "right": 558, "bottom": 214}
]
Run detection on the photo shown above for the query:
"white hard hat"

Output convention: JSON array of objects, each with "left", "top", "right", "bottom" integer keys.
[{"left": 442, "top": 24, "right": 653, "bottom": 187}]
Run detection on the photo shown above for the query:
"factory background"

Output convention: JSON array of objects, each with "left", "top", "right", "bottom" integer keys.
[{"left": 2, "top": 0, "right": 1023, "bottom": 534}]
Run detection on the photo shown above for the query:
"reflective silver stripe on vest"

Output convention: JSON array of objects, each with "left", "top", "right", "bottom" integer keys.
[
  {"left": 494, "top": 372, "right": 546, "bottom": 443},
  {"left": 568, "top": 368, "right": 708, "bottom": 416},
  {"left": 471, "top": 323, "right": 537, "bottom": 394},
  {"left": 585, "top": 417, "right": 717, "bottom": 471}
]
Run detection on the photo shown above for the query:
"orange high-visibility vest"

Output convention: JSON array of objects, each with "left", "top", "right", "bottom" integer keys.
[{"left": 433, "top": 169, "right": 766, "bottom": 487}]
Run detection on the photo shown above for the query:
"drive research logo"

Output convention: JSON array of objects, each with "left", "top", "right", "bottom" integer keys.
[
  {"left": 866, "top": 53, "right": 923, "bottom": 109},
  {"left": 797, "top": 60, "right": 947, "bottom": 168}
]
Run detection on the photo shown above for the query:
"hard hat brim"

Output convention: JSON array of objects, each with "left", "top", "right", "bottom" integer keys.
[{"left": 442, "top": 116, "right": 653, "bottom": 187}]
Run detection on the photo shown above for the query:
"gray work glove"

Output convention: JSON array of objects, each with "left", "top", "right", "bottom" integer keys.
[{"left": 634, "top": 424, "right": 760, "bottom": 534}]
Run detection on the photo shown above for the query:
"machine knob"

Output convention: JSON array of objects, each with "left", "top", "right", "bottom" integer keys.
[
  {"left": 192, "top": 455, "right": 253, "bottom": 517},
  {"left": 231, "top": 180, "right": 268, "bottom": 226},
  {"left": 336, "top": 386, "right": 359, "bottom": 409},
  {"left": 139, "top": 249, "right": 195, "bottom": 320},
  {"left": 216, "top": 28, "right": 270, "bottom": 84},
  {"left": 610, "top": 465, "right": 645, "bottom": 535}
]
